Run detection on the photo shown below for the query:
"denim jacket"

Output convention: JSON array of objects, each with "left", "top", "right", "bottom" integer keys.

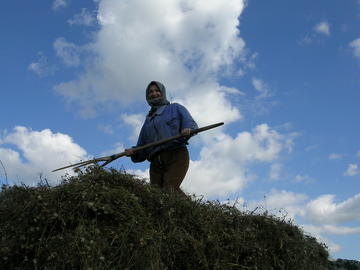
[{"left": 131, "top": 103, "right": 198, "bottom": 162}]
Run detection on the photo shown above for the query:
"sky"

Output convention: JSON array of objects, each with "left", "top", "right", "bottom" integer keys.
[{"left": 0, "top": 0, "right": 360, "bottom": 261}]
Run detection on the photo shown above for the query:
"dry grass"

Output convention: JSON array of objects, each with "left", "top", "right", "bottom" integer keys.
[{"left": 0, "top": 166, "right": 332, "bottom": 270}]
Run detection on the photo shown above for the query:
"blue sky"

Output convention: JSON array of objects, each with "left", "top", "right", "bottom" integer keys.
[{"left": 1, "top": 0, "right": 360, "bottom": 261}]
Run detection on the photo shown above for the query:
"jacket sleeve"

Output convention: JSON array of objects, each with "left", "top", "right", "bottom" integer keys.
[
  {"left": 176, "top": 104, "right": 198, "bottom": 131},
  {"left": 130, "top": 123, "right": 148, "bottom": 163}
]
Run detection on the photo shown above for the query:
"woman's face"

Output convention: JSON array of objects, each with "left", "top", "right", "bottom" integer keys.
[{"left": 148, "top": 85, "right": 162, "bottom": 100}]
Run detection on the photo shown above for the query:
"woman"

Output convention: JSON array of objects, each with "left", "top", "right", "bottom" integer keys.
[{"left": 125, "top": 81, "right": 198, "bottom": 194}]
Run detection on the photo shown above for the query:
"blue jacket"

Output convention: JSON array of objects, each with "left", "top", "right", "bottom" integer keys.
[{"left": 131, "top": 103, "right": 198, "bottom": 162}]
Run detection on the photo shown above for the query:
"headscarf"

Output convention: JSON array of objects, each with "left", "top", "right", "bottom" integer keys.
[{"left": 146, "top": 81, "right": 170, "bottom": 116}]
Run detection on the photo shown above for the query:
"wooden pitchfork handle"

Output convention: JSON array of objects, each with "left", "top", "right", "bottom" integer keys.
[{"left": 52, "top": 122, "right": 224, "bottom": 172}]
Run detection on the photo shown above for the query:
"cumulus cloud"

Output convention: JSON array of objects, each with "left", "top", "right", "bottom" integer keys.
[
  {"left": 28, "top": 52, "right": 55, "bottom": 77},
  {"left": 97, "top": 124, "right": 114, "bottom": 135},
  {"left": 245, "top": 190, "right": 360, "bottom": 254},
  {"left": 314, "top": 21, "right": 330, "bottom": 36},
  {"left": 100, "top": 142, "right": 125, "bottom": 157},
  {"left": 306, "top": 193, "right": 360, "bottom": 225},
  {"left": 252, "top": 77, "right": 272, "bottom": 99},
  {"left": 247, "top": 189, "right": 308, "bottom": 220},
  {"left": 54, "top": 0, "right": 247, "bottom": 114},
  {"left": 248, "top": 77, "right": 278, "bottom": 115},
  {"left": 305, "top": 144, "right": 318, "bottom": 152},
  {"left": 344, "top": 163, "right": 359, "bottom": 176},
  {"left": 293, "top": 174, "right": 311, "bottom": 183},
  {"left": 0, "top": 126, "right": 88, "bottom": 185},
  {"left": 329, "top": 153, "right": 343, "bottom": 160},
  {"left": 349, "top": 38, "right": 360, "bottom": 58},
  {"left": 321, "top": 225, "right": 360, "bottom": 235},
  {"left": 53, "top": 37, "right": 81, "bottom": 67},
  {"left": 127, "top": 168, "right": 150, "bottom": 182},
  {"left": 52, "top": 0, "right": 69, "bottom": 10},
  {"left": 176, "top": 82, "right": 243, "bottom": 127},
  {"left": 120, "top": 113, "right": 145, "bottom": 143},
  {"left": 269, "top": 163, "right": 282, "bottom": 181},
  {"left": 298, "top": 21, "right": 330, "bottom": 45},
  {"left": 245, "top": 189, "right": 360, "bottom": 232},
  {"left": 301, "top": 224, "right": 341, "bottom": 254},
  {"left": 265, "top": 190, "right": 308, "bottom": 217},
  {"left": 182, "top": 124, "right": 295, "bottom": 197},
  {"left": 68, "top": 8, "right": 96, "bottom": 26},
  {"left": 298, "top": 35, "right": 313, "bottom": 46}
]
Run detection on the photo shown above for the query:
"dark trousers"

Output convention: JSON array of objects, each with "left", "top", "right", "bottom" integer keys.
[{"left": 149, "top": 146, "right": 189, "bottom": 194}]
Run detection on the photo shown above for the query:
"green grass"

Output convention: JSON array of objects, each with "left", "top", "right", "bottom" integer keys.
[{"left": 0, "top": 166, "right": 331, "bottom": 270}]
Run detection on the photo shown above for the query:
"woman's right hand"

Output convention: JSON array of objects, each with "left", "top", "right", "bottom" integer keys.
[{"left": 124, "top": 148, "right": 135, "bottom": 156}]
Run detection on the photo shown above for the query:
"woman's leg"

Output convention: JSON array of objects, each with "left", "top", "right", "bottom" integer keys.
[
  {"left": 149, "top": 156, "right": 164, "bottom": 188},
  {"left": 162, "top": 147, "right": 189, "bottom": 194}
]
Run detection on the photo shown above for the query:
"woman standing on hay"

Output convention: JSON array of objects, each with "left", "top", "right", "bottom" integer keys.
[{"left": 125, "top": 81, "right": 198, "bottom": 195}]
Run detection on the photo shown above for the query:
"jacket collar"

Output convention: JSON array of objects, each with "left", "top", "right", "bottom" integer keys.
[{"left": 147, "top": 104, "right": 167, "bottom": 119}]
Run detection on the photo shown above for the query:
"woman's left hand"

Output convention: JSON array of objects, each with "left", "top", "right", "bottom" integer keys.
[{"left": 181, "top": 128, "right": 192, "bottom": 137}]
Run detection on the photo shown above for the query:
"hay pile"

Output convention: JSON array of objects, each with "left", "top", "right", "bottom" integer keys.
[{"left": 0, "top": 167, "right": 330, "bottom": 269}]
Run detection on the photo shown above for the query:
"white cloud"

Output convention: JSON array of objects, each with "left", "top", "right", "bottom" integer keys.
[
  {"left": 252, "top": 77, "right": 272, "bottom": 99},
  {"left": 0, "top": 126, "right": 88, "bottom": 185},
  {"left": 54, "top": 0, "right": 247, "bottom": 114},
  {"left": 305, "top": 144, "right": 318, "bottom": 152},
  {"left": 236, "top": 188, "right": 360, "bottom": 257},
  {"left": 299, "top": 21, "right": 330, "bottom": 45},
  {"left": 303, "top": 223, "right": 360, "bottom": 243},
  {"left": 177, "top": 82, "right": 243, "bottom": 127},
  {"left": 28, "top": 52, "right": 55, "bottom": 77},
  {"left": 183, "top": 124, "right": 295, "bottom": 197},
  {"left": 321, "top": 225, "right": 360, "bottom": 235},
  {"left": 269, "top": 163, "right": 282, "bottom": 181},
  {"left": 245, "top": 189, "right": 360, "bottom": 232},
  {"left": 100, "top": 142, "right": 125, "bottom": 157},
  {"left": 120, "top": 113, "right": 145, "bottom": 143},
  {"left": 246, "top": 189, "right": 308, "bottom": 221},
  {"left": 248, "top": 77, "right": 278, "bottom": 115},
  {"left": 68, "top": 8, "right": 95, "bottom": 26},
  {"left": 52, "top": 0, "right": 69, "bottom": 10},
  {"left": 344, "top": 163, "right": 359, "bottom": 176},
  {"left": 350, "top": 38, "right": 360, "bottom": 58},
  {"left": 244, "top": 189, "right": 360, "bottom": 255},
  {"left": 53, "top": 37, "right": 81, "bottom": 67},
  {"left": 314, "top": 21, "right": 330, "bottom": 36},
  {"left": 127, "top": 168, "right": 150, "bottom": 182},
  {"left": 306, "top": 193, "right": 360, "bottom": 224},
  {"left": 264, "top": 190, "right": 308, "bottom": 218},
  {"left": 301, "top": 224, "right": 341, "bottom": 254},
  {"left": 298, "top": 35, "right": 313, "bottom": 46},
  {"left": 293, "top": 174, "right": 311, "bottom": 183},
  {"left": 97, "top": 124, "right": 114, "bottom": 135},
  {"left": 329, "top": 153, "right": 343, "bottom": 160}
]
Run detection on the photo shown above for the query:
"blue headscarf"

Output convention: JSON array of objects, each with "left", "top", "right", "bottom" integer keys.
[{"left": 146, "top": 81, "right": 170, "bottom": 116}]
